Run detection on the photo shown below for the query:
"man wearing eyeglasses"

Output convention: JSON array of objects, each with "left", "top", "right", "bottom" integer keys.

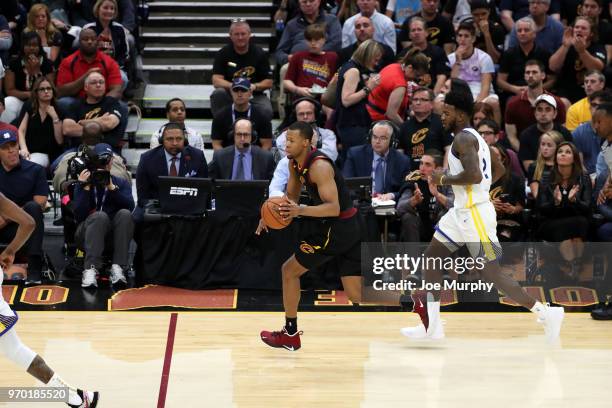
[
  {"left": 62, "top": 71, "right": 123, "bottom": 151},
  {"left": 208, "top": 118, "right": 274, "bottom": 181},
  {"left": 506, "top": 0, "right": 564, "bottom": 52},
  {"left": 398, "top": 87, "right": 451, "bottom": 170},
  {"left": 343, "top": 121, "right": 411, "bottom": 202},
  {"left": 211, "top": 20, "right": 273, "bottom": 121}
]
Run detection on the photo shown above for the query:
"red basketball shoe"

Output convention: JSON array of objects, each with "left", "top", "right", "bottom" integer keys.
[
  {"left": 400, "top": 291, "right": 444, "bottom": 339},
  {"left": 260, "top": 327, "right": 303, "bottom": 351}
]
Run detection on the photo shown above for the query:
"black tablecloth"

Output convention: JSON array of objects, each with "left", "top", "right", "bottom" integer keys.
[{"left": 134, "top": 204, "right": 380, "bottom": 290}]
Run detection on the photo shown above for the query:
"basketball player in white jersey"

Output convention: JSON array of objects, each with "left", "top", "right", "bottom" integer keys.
[
  {"left": 0, "top": 193, "right": 99, "bottom": 407},
  {"left": 401, "top": 85, "right": 565, "bottom": 342}
]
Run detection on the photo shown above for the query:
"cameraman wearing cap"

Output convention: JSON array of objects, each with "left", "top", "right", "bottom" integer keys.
[
  {"left": 52, "top": 122, "right": 131, "bottom": 194},
  {"left": 72, "top": 143, "right": 134, "bottom": 289}
]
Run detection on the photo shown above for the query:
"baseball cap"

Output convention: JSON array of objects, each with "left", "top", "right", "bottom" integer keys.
[
  {"left": 534, "top": 94, "right": 557, "bottom": 110},
  {"left": 93, "top": 143, "right": 113, "bottom": 157},
  {"left": 0, "top": 128, "right": 18, "bottom": 147},
  {"left": 232, "top": 77, "right": 251, "bottom": 91}
]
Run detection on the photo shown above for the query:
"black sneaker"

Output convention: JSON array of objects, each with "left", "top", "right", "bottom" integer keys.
[
  {"left": 591, "top": 303, "right": 612, "bottom": 320},
  {"left": 67, "top": 389, "right": 99, "bottom": 408},
  {"left": 25, "top": 270, "right": 42, "bottom": 286}
]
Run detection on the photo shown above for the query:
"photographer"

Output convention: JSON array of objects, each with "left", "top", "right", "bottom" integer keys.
[
  {"left": 72, "top": 143, "right": 134, "bottom": 289},
  {"left": 52, "top": 122, "right": 130, "bottom": 194}
]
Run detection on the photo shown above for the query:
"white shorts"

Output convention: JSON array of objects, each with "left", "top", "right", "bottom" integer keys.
[
  {"left": 433, "top": 201, "right": 502, "bottom": 264},
  {"left": 0, "top": 266, "right": 18, "bottom": 337}
]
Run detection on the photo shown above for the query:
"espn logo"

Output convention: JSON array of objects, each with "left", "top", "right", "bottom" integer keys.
[{"left": 169, "top": 187, "right": 198, "bottom": 196}]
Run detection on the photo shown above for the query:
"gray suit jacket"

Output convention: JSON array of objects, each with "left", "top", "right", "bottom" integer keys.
[{"left": 208, "top": 145, "right": 275, "bottom": 180}]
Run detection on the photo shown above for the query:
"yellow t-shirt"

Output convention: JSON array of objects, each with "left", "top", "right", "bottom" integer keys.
[{"left": 565, "top": 97, "right": 591, "bottom": 132}]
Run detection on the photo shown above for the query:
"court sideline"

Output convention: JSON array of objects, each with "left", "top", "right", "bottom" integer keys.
[{"left": 1, "top": 311, "right": 611, "bottom": 407}]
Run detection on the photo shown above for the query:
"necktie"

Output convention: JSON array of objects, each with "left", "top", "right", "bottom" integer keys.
[
  {"left": 169, "top": 156, "right": 178, "bottom": 177},
  {"left": 374, "top": 157, "right": 385, "bottom": 194},
  {"left": 235, "top": 153, "right": 245, "bottom": 180}
]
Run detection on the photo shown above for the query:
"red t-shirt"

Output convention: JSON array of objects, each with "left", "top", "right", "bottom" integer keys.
[
  {"left": 285, "top": 51, "right": 337, "bottom": 89},
  {"left": 56, "top": 50, "right": 122, "bottom": 98},
  {"left": 366, "top": 63, "right": 408, "bottom": 122},
  {"left": 505, "top": 90, "right": 567, "bottom": 137}
]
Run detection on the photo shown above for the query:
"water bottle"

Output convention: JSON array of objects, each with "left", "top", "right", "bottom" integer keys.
[{"left": 275, "top": 19, "right": 285, "bottom": 33}]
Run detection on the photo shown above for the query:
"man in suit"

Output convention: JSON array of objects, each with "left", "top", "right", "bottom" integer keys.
[
  {"left": 208, "top": 118, "right": 275, "bottom": 180},
  {"left": 342, "top": 121, "right": 411, "bottom": 201},
  {"left": 135, "top": 122, "right": 208, "bottom": 220}
]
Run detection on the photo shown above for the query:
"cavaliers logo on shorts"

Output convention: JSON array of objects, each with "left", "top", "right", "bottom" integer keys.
[{"left": 300, "top": 242, "right": 320, "bottom": 254}]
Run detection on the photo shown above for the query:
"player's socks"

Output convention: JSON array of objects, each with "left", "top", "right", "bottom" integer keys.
[
  {"left": 530, "top": 301, "right": 547, "bottom": 321},
  {"left": 285, "top": 317, "right": 298, "bottom": 335},
  {"left": 531, "top": 301, "right": 564, "bottom": 343}
]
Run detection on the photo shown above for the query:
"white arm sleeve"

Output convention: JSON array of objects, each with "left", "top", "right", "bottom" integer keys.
[{"left": 269, "top": 157, "right": 290, "bottom": 197}]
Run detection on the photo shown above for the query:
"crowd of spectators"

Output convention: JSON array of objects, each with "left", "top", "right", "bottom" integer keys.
[
  {"left": 0, "top": 0, "right": 142, "bottom": 285},
  {"left": 266, "top": 0, "right": 612, "bottom": 287},
  {"left": 0, "top": 0, "right": 141, "bottom": 158},
  {"left": 1, "top": 0, "right": 612, "bottom": 296}
]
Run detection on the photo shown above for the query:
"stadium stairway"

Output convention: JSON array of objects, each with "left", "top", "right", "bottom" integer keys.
[{"left": 122, "top": 0, "right": 277, "bottom": 171}]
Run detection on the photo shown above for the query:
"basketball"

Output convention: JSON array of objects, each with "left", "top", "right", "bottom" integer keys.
[{"left": 260, "top": 197, "right": 292, "bottom": 230}]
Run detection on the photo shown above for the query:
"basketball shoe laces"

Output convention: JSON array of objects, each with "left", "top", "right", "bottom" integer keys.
[{"left": 271, "top": 327, "right": 303, "bottom": 337}]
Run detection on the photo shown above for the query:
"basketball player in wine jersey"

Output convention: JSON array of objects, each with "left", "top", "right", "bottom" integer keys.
[
  {"left": 258, "top": 121, "right": 407, "bottom": 351},
  {"left": 401, "top": 86, "right": 565, "bottom": 342}
]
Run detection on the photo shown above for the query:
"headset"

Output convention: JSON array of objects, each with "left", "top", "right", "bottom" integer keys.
[
  {"left": 367, "top": 120, "right": 399, "bottom": 149},
  {"left": 158, "top": 122, "right": 189, "bottom": 146},
  {"left": 228, "top": 118, "right": 258, "bottom": 144},
  {"left": 292, "top": 96, "right": 324, "bottom": 125}
]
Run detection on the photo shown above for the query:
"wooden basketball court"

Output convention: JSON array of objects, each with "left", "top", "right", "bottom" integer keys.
[{"left": 1, "top": 311, "right": 611, "bottom": 407}]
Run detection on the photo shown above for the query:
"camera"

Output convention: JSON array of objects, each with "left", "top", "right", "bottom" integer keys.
[{"left": 67, "top": 146, "right": 112, "bottom": 187}]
